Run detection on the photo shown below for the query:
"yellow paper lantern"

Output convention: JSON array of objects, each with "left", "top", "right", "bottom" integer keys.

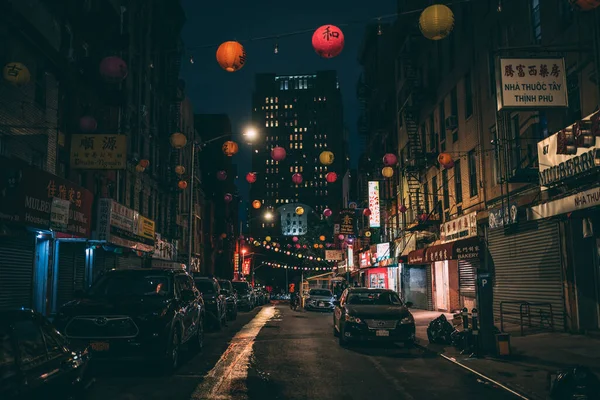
[
  {"left": 265, "top": 236, "right": 271, "bottom": 242},
  {"left": 382, "top": 166, "right": 394, "bottom": 178},
  {"left": 419, "top": 4, "right": 455, "bottom": 40},
  {"left": 175, "top": 165, "right": 185, "bottom": 175},
  {"left": 216, "top": 41, "right": 247, "bottom": 72},
  {"left": 365, "top": 231, "right": 372, "bottom": 237},
  {"left": 222, "top": 140, "right": 239, "bottom": 156},
  {"left": 319, "top": 151, "right": 334, "bottom": 165},
  {"left": 170, "top": 132, "right": 187, "bottom": 149},
  {"left": 178, "top": 180, "right": 188, "bottom": 189},
  {"left": 3, "top": 62, "right": 31, "bottom": 86},
  {"left": 252, "top": 200, "right": 262, "bottom": 209},
  {"left": 295, "top": 206, "right": 304, "bottom": 215}
]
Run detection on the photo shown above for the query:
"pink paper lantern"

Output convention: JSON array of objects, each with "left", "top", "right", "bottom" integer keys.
[
  {"left": 246, "top": 172, "right": 257, "bottom": 183},
  {"left": 325, "top": 172, "right": 337, "bottom": 183},
  {"left": 292, "top": 236, "right": 299, "bottom": 242},
  {"left": 399, "top": 205, "right": 408, "bottom": 213},
  {"left": 323, "top": 208, "right": 332, "bottom": 217},
  {"left": 292, "top": 173, "right": 303, "bottom": 184},
  {"left": 79, "top": 116, "right": 97, "bottom": 133},
  {"left": 99, "top": 56, "right": 128, "bottom": 82},
  {"left": 338, "top": 234, "right": 344, "bottom": 240},
  {"left": 312, "top": 25, "right": 345, "bottom": 58},
  {"left": 224, "top": 193, "right": 233, "bottom": 203},
  {"left": 271, "top": 146, "right": 286, "bottom": 161},
  {"left": 217, "top": 170, "right": 227, "bottom": 181},
  {"left": 303, "top": 244, "right": 307, "bottom": 249},
  {"left": 363, "top": 208, "right": 372, "bottom": 216},
  {"left": 383, "top": 153, "right": 398, "bottom": 166}
]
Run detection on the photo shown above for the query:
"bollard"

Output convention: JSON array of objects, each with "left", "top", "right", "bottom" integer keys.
[
  {"left": 471, "top": 308, "right": 480, "bottom": 358},
  {"left": 461, "top": 307, "right": 470, "bottom": 354}
]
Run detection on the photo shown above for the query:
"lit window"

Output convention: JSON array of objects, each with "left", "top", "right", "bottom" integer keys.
[
  {"left": 299, "top": 143, "right": 303, "bottom": 149},
  {"left": 275, "top": 120, "right": 278, "bottom": 127},
  {"left": 285, "top": 104, "right": 288, "bottom": 109},
  {"left": 294, "top": 134, "right": 298, "bottom": 140},
  {"left": 300, "top": 166, "right": 303, "bottom": 172},
  {"left": 275, "top": 97, "right": 278, "bottom": 103},
  {"left": 290, "top": 167, "right": 293, "bottom": 172},
  {"left": 290, "top": 104, "right": 293, "bottom": 109},
  {"left": 265, "top": 97, "right": 268, "bottom": 102},
  {"left": 265, "top": 121, "right": 268, "bottom": 127},
  {"left": 270, "top": 97, "right": 273, "bottom": 103},
  {"left": 289, "top": 134, "right": 293, "bottom": 140},
  {"left": 299, "top": 134, "right": 303, "bottom": 140}
]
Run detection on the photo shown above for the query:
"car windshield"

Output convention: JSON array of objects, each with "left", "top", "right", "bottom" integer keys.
[
  {"left": 232, "top": 282, "right": 249, "bottom": 293},
  {"left": 195, "top": 281, "right": 216, "bottom": 294},
  {"left": 88, "top": 273, "right": 171, "bottom": 297},
  {"left": 310, "top": 289, "right": 332, "bottom": 297},
  {"left": 346, "top": 292, "right": 402, "bottom": 306}
]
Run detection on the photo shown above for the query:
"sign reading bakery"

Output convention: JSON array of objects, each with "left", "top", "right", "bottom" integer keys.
[{"left": 537, "top": 111, "right": 600, "bottom": 190}]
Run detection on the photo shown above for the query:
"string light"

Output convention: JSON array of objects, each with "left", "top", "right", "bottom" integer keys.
[
  {"left": 274, "top": 40, "right": 279, "bottom": 54},
  {"left": 377, "top": 19, "right": 383, "bottom": 36}
]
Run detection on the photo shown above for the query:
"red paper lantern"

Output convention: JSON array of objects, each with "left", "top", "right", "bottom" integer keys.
[
  {"left": 383, "top": 153, "right": 398, "bottom": 166},
  {"left": 323, "top": 208, "right": 332, "bottom": 217},
  {"left": 312, "top": 25, "right": 345, "bottom": 58},
  {"left": 139, "top": 159, "right": 150, "bottom": 168},
  {"left": 246, "top": 172, "right": 257, "bottom": 183},
  {"left": 224, "top": 193, "right": 233, "bottom": 203},
  {"left": 99, "top": 56, "right": 128, "bottom": 82},
  {"left": 79, "top": 116, "right": 97, "bottom": 133},
  {"left": 217, "top": 170, "right": 227, "bottom": 181},
  {"left": 271, "top": 146, "right": 286, "bottom": 161},
  {"left": 178, "top": 180, "right": 188, "bottom": 190},
  {"left": 399, "top": 205, "right": 408, "bottom": 213},
  {"left": 325, "top": 172, "right": 337, "bottom": 183},
  {"left": 363, "top": 209, "right": 372, "bottom": 216},
  {"left": 295, "top": 243, "right": 301, "bottom": 249},
  {"left": 292, "top": 173, "right": 303, "bottom": 184}
]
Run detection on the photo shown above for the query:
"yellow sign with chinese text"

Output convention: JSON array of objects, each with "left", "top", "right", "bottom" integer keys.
[
  {"left": 138, "top": 216, "right": 155, "bottom": 241},
  {"left": 70, "top": 134, "right": 127, "bottom": 169}
]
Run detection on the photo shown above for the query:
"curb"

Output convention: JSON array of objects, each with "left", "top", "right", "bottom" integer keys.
[{"left": 414, "top": 341, "right": 531, "bottom": 400}]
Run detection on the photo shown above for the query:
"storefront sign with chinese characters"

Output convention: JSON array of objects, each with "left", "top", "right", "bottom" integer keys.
[
  {"left": 339, "top": 209, "right": 355, "bottom": 235},
  {"left": 497, "top": 57, "right": 568, "bottom": 111},
  {"left": 359, "top": 251, "right": 371, "bottom": 268},
  {"left": 153, "top": 233, "right": 176, "bottom": 260},
  {"left": 489, "top": 203, "right": 518, "bottom": 229},
  {"left": 455, "top": 242, "right": 481, "bottom": 260},
  {"left": 0, "top": 156, "right": 93, "bottom": 236},
  {"left": 368, "top": 181, "right": 381, "bottom": 228},
  {"left": 95, "top": 198, "right": 155, "bottom": 252},
  {"left": 70, "top": 134, "right": 127, "bottom": 169},
  {"left": 325, "top": 250, "right": 343, "bottom": 261},
  {"left": 242, "top": 259, "right": 251, "bottom": 276},
  {"left": 440, "top": 212, "right": 478, "bottom": 243}
]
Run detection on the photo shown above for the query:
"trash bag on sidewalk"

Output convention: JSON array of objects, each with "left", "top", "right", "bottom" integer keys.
[
  {"left": 427, "top": 314, "right": 454, "bottom": 344},
  {"left": 549, "top": 366, "right": 600, "bottom": 400}
]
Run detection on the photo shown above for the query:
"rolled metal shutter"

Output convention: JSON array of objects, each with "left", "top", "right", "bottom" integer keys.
[
  {"left": 458, "top": 259, "right": 478, "bottom": 298},
  {"left": 92, "top": 248, "right": 117, "bottom": 284},
  {"left": 56, "top": 242, "right": 87, "bottom": 309},
  {"left": 116, "top": 254, "right": 142, "bottom": 268},
  {"left": 487, "top": 219, "right": 564, "bottom": 330},
  {"left": 426, "top": 264, "right": 433, "bottom": 311},
  {"left": 0, "top": 234, "right": 35, "bottom": 311}
]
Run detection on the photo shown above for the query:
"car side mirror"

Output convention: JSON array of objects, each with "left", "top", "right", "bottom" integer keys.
[
  {"left": 333, "top": 300, "right": 340, "bottom": 307},
  {"left": 405, "top": 301, "right": 413, "bottom": 308},
  {"left": 181, "top": 290, "right": 195, "bottom": 302}
]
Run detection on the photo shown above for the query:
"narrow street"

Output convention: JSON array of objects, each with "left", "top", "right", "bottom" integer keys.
[{"left": 88, "top": 304, "right": 518, "bottom": 400}]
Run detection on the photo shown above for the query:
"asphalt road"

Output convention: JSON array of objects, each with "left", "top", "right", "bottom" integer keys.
[{"left": 86, "top": 303, "right": 519, "bottom": 400}]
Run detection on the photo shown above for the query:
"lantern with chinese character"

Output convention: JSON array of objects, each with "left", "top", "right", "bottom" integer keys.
[
  {"left": 139, "top": 159, "right": 150, "bottom": 168},
  {"left": 399, "top": 204, "right": 408, "bottom": 213},
  {"left": 216, "top": 41, "right": 247, "bottom": 72},
  {"left": 295, "top": 206, "right": 304, "bottom": 215},
  {"left": 363, "top": 208, "right": 372, "bottom": 216},
  {"left": 323, "top": 208, "right": 332, "bottom": 217},
  {"left": 224, "top": 193, "right": 233, "bottom": 203},
  {"left": 292, "top": 173, "right": 303, "bottom": 184},
  {"left": 319, "top": 151, "right": 334, "bottom": 165},
  {"left": 383, "top": 153, "right": 398, "bottom": 166},
  {"left": 438, "top": 152, "right": 453, "bottom": 167},
  {"left": 382, "top": 166, "right": 394, "bottom": 178},
  {"left": 3, "top": 62, "right": 31, "bottom": 86},
  {"left": 252, "top": 200, "right": 261, "bottom": 209},
  {"left": 135, "top": 165, "right": 145, "bottom": 173},
  {"left": 312, "top": 25, "right": 345, "bottom": 58},
  {"left": 222, "top": 141, "right": 239, "bottom": 156},
  {"left": 79, "top": 116, "right": 98, "bottom": 133},
  {"left": 99, "top": 56, "right": 128, "bottom": 82},
  {"left": 246, "top": 172, "right": 257, "bottom": 183},
  {"left": 365, "top": 230, "right": 372, "bottom": 238},
  {"left": 325, "top": 172, "right": 337, "bottom": 183},
  {"left": 216, "top": 170, "right": 227, "bottom": 181},
  {"left": 570, "top": 0, "right": 600, "bottom": 11},
  {"left": 178, "top": 180, "right": 188, "bottom": 190},
  {"left": 419, "top": 4, "right": 455, "bottom": 40},
  {"left": 271, "top": 146, "right": 286, "bottom": 161},
  {"left": 170, "top": 133, "right": 187, "bottom": 149},
  {"left": 319, "top": 235, "right": 326, "bottom": 241},
  {"left": 175, "top": 165, "right": 185, "bottom": 175}
]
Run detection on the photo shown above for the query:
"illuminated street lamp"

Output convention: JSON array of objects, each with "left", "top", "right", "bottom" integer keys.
[
  {"left": 243, "top": 127, "right": 258, "bottom": 141},
  {"left": 264, "top": 211, "right": 274, "bottom": 221}
]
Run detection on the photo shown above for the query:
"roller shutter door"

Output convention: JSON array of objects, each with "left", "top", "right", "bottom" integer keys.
[
  {"left": 0, "top": 235, "right": 35, "bottom": 311},
  {"left": 56, "top": 242, "right": 87, "bottom": 309},
  {"left": 458, "top": 259, "right": 478, "bottom": 299}
]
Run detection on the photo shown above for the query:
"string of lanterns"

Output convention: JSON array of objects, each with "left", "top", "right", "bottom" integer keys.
[
  {"left": 263, "top": 261, "right": 334, "bottom": 271},
  {"left": 249, "top": 237, "right": 336, "bottom": 263}
]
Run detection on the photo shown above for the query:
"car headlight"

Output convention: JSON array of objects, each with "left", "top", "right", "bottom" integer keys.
[
  {"left": 400, "top": 316, "right": 414, "bottom": 324},
  {"left": 345, "top": 315, "right": 362, "bottom": 323}
]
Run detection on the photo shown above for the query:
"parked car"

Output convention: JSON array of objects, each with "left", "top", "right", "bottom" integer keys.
[
  {"left": 193, "top": 277, "right": 227, "bottom": 329},
  {"left": 333, "top": 288, "right": 415, "bottom": 347},
  {"left": 305, "top": 288, "right": 335, "bottom": 312},
  {"left": 1, "top": 309, "right": 93, "bottom": 399},
  {"left": 218, "top": 279, "right": 238, "bottom": 321},
  {"left": 54, "top": 267, "right": 204, "bottom": 373},
  {"left": 232, "top": 281, "right": 254, "bottom": 310}
]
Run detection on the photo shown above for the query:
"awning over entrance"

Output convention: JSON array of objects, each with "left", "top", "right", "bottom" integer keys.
[{"left": 407, "top": 237, "right": 482, "bottom": 264}]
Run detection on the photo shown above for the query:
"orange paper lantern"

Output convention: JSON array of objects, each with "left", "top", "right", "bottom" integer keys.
[
  {"left": 252, "top": 200, "right": 261, "bottom": 209},
  {"left": 216, "top": 41, "right": 247, "bottom": 72},
  {"left": 178, "top": 180, "right": 188, "bottom": 189},
  {"left": 438, "top": 152, "right": 453, "bottom": 166},
  {"left": 222, "top": 140, "right": 239, "bottom": 156}
]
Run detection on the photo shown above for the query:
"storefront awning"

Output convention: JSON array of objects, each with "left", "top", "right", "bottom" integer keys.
[{"left": 407, "top": 237, "right": 482, "bottom": 264}]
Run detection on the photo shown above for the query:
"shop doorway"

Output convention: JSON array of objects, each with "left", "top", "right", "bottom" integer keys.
[{"left": 435, "top": 261, "right": 450, "bottom": 311}]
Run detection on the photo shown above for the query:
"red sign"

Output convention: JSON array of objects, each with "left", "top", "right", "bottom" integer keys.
[
  {"left": 359, "top": 251, "right": 371, "bottom": 268},
  {"left": 242, "top": 259, "right": 251, "bottom": 276},
  {"left": 0, "top": 157, "right": 93, "bottom": 237}
]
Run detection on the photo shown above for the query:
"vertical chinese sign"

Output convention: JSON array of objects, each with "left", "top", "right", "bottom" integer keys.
[
  {"left": 339, "top": 209, "right": 355, "bottom": 236},
  {"left": 242, "top": 259, "right": 251, "bottom": 276},
  {"left": 368, "top": 181, "right": 381, "bottom": 228},
  {"left": 70, "top": 134, "right": 127, "bottom": 169}
]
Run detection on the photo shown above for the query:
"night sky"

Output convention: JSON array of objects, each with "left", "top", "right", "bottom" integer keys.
[{"left": 180, "top": 0, "right": 397, "bottom": 202}]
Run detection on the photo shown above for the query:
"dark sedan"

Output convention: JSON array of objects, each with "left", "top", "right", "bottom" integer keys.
[{"left": 333, "top": 288, "right": 415, "bottom": 347}]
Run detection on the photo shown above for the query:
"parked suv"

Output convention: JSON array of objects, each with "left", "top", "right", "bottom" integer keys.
[
  {"left": 232, "top": 281, "right": 254, "bottom": 310},
  {"left": 54, "top": 267, "right": 204, "bottom": 373},
  {"left": 218, "top": 279, "right": 238, "bottom": 320},
  {"left": 193, "top": 277, "right": 227, "bottom": 329}
]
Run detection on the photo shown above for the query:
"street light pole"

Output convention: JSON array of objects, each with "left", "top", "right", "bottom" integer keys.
[{"left": 188, "top": 142, "right": 196, "bottom": 271}]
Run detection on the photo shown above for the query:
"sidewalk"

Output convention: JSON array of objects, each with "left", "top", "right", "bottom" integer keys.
[{"left": 412, "top": 309, "right": 600, "bottom": 399}]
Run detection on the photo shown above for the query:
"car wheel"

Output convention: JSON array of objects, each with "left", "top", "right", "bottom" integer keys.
[
  {"left": 191, "top": 321, "right": 204, "bottom": 353},
  {"left": 338, "top": 326, "right": 348, "bottom": 347},
  {"left": 164, "top": 330, "right": 180, "bottom": 374}
]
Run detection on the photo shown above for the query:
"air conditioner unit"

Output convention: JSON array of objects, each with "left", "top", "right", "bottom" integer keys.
[{"left": 445, "top": 115, "right": 458, "bottom": 131}]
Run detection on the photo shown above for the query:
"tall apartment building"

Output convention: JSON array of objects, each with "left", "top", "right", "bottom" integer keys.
[{"left": 249, "top": 71, "right": 345, "bottom": 239}]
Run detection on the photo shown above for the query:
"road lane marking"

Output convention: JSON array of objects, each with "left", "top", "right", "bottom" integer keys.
[
  {"left": 190, "top": 306, "right": 276, "bottom": 400},
  {"left": 367, "top": 356, "right": 415, "bottom": 400}
]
